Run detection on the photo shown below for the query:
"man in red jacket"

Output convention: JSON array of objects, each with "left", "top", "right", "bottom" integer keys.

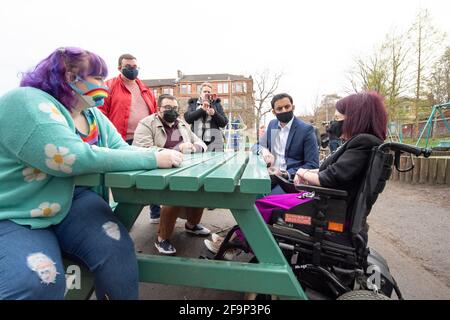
[
  {"left": 99, "top": 53, "right": 160, "bottom": 223},
  {"left": 99, "top": 53, "right": 157, "bottom": 144}
]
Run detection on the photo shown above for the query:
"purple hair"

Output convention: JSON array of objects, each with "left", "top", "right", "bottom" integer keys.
[
  {"left": 20, "top": 47, "right": 108, "bottom": 111},
  {"left": 335, "top": 91, "right": 387, "bottom": 141}
]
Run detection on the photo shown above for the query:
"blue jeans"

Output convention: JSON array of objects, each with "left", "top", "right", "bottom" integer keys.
[
  {"left": 0, "top": 187, "right": 138, "bottom": 300},
  {"left": 329, "top": 139, "right": 341, "bottom": 153}
]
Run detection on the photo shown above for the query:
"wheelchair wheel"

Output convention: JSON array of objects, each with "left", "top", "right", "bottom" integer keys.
[{"left": 337, "top": 290, "right": 391, "bottom": 300}]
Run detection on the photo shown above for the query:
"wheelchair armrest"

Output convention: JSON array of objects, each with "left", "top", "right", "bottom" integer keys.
[
  {"left": 295, "top": 184, "right": 348, "bottom": 198},
  {"left": 274, "top": 174, "right": 348, "bottom": 198}
]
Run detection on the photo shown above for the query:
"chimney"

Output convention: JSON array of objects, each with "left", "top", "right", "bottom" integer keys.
[{"left": 177, "top": 70, "right": 183, "bottom": 79}]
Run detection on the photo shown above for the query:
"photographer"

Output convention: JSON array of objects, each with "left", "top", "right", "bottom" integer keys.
[
  {"left": 326, "top": 118, "right": 343, "bottom": 153},
  {"left": 184, "top": 82, "right": 228, "bottom": 151}
]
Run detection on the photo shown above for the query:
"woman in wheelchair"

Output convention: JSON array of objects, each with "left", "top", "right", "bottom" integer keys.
[
  {"left": 292, "top": 91, "right": 387, "bottom": 237},
  {"left": 206, "top": 91, "right": 387, "bottom": 251},
  {"left": 205, "top": 91, "right": 401, "bottom": 299}
]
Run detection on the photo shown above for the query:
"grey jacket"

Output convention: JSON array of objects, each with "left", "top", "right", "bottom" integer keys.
[{"left": 132, "top": 113, "right": 207, "bottom": 151}]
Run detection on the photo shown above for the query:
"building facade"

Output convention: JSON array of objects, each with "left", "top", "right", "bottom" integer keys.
[{"left": 142, "top": 71, "right": 255, "bottom": 127}]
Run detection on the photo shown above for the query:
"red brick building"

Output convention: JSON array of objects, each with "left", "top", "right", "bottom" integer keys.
[{"left": 142, "top": 71, "right": 255, "bottom": 127}]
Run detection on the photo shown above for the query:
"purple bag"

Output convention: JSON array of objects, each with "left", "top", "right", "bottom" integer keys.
[{"left": 235, "top": 192, "right": 313, "bottom": 244}]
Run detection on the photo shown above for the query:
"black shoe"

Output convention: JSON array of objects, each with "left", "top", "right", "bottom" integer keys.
[{"left": 155, "top": 239, "right": 176, "bottom": 254}]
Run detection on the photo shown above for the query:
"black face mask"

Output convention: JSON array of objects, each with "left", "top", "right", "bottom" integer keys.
[
  {"left": 275, "top": 110, "right": 294, "bottom": 124},
  {"left": 330, "top": 120, "right": 344, "bottom": 138},
  {"left": 162, "top": 109, "right": 179, "bottom": 123},
  {"left": 121, "top": 67, "right": 139, "bottom": 80}
]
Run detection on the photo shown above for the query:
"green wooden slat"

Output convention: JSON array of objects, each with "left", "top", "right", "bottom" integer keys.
[
  {"left": 204, "top": 153, "right": 249, "bottom": 192},
  {"left": 74, "top": 173, "right": 103, "bottom": 187},
  {"left": 240, "top": 153, "right": 271, "bottom": 194},
  {"left": 135, "top": 153, "right": 220, "bottom": 190},
  {"left": 111, "top": 187, "right": 258, "bottom": 209},
  {"left": 137, "top": 255, "right": 307, "bottom": 299},
  {"left": 105, "top": 170, "right": 147, "bottom": 188},
  {"left": 169, "top": 153, "right": 237, "bottom": 191}
]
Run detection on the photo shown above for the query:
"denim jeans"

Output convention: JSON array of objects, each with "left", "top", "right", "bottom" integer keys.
[
  {"left": 0, "top": 187, "right": 138, "bottom": 300},
  {"left": 329, "top": 139, "right": 342, "bottom": 153}
]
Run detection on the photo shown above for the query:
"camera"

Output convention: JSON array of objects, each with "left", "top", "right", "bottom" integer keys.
[{"left": 204, "top": 93, "right": 217, "bottom": 104}]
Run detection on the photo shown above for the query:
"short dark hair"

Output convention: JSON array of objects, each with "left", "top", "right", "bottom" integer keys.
[
  {"left": 271, "top": 93, "right": 293, "bottom": 109},
  {"left": 157, "top": 94, "right": 177, "bottom": 108},
  {"left": 118, "top": 53, "right": 136, "bottom": 67},
  {"left": 335, "top": 91, "right": 387, "bottom": 140}
]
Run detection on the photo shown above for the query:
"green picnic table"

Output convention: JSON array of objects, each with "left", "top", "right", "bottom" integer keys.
[{"left": 71, "top": 151, "right": 307, "bottom": 299}]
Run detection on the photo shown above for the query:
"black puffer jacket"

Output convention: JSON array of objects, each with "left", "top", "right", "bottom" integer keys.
[{"left": 184, "top": 98, "right": 228, "bottom": 151}]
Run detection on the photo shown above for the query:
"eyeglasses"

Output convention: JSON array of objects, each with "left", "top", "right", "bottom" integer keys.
[{"left": 160, "top": 105, "right": 179, "bottom": 111}]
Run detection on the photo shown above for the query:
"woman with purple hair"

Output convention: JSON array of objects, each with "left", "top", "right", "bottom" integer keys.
[
  {"left": 0, "top": 47, "right": 183, "bottom": 300},
  {"left": 294, "top": 91, "right": 387, "bottom": 190},
  {"left": 205, "top": 91, "right": 388, "bottom": 258}
]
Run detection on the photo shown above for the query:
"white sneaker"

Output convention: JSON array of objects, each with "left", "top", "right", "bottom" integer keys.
[
  {"left": 204, "top": 239, "right": 221, "bottom": 254},
  {"left": 223, "top": 248, "right": 240, "bottom": 261},
  {"left": 185, "top": 223, "right": 210, "bottom": 236},
  {"left": 204, "top": 239, "right": 239, "bottom": 260},
  {"left": 211, "top": 233, "right": 224, "bottom": 243}
]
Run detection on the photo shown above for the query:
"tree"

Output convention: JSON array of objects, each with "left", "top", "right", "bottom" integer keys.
[
  {"left": 427, "top": 46, "right": 450, "bottom": 105},
  {"left": 382, "top": 30, "right": 411, "bottom": 122},
  {"left": 252, "top": 70, "right": 283, "bottom": 142},
  {"left": 346, "top": 46, "right": 389, "bottom": 97},
  {"left": 409, "top": 9, "right": 447, "bottom": 136}
]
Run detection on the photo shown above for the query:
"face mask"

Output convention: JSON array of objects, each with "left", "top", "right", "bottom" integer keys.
[
  {"left": 70, "top": 76, "right": 108, "bottom": 108},
  {"left": 162, "top": 108, "right": 179, "bottom": 123},
  {"left": 121, "top": 67, "right": 139, "bottom": 80},
  {"left": 275, "top": 110, "right": 294, "bottom": 124},
  {"left": 330, "top": 120, "right": 344, "bottom": 138}
]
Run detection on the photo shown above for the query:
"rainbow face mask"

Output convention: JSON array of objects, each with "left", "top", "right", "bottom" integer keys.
[{"left": 70, "top": 76, "right": 109, "bottom": 108}]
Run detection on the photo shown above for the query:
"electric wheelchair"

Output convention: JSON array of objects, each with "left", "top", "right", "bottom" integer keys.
[{"left": 209, "top": 142, "right": 432, "bottom": 300}]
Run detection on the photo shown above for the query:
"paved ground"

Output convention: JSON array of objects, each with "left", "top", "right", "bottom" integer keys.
[{"left": 129, "top": 181, "right": 450, "bottom": 300}]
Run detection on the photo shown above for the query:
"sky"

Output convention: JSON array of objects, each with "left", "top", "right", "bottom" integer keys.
[{"left": 1, "top": 0, "right": 449, "bottom": 120}]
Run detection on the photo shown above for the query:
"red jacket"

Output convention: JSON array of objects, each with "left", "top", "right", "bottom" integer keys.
[{"left": 99, "top": 76, "right": 157, "bottom": 140}]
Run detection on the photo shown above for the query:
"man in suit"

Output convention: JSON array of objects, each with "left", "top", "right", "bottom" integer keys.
[{"left": 256, "top": 93, "right": 319, "bottom": 194}]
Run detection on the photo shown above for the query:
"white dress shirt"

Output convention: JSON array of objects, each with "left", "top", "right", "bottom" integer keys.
[{"left": 272, "top": 117, "right": 294, "bottom": 170}]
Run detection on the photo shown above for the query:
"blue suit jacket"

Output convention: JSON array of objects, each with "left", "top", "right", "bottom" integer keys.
[{"left": 256, "top": 118, "right": 319, "bottom": 177}]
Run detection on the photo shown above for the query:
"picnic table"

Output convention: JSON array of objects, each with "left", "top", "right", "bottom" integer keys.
[{"left": 72, "top": 151, "right": 307, "bottom": 299}]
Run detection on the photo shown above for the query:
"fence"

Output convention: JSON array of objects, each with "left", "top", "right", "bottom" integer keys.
[
  {"left": 401, "top": 117, "right": 450, "bottom": 140},
  {"left": 390, "top": 153, "right": 450, "bottom": 186}
]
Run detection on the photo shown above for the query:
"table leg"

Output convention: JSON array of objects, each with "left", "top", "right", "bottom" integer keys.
[
  {"left": 114, "top": 203, "right": 145, "bottom": 231},
  {"left": 230, "top": 205, "right": 308, "bottom": 299}
]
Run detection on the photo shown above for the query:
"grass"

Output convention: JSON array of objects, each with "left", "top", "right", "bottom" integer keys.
[{"left": 399, "top": 138, "right": 450, "bottom": 148}]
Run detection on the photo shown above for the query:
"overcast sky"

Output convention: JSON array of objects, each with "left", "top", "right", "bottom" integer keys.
[{"left": 1, "top": 0, "right": 449, "bottom": 118}]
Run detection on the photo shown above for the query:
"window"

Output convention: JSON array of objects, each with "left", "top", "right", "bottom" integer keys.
[
  {"left": 218, "top": 83, "right": 229, "bottom": 94},
  {"left": 180, "top": 84, "right": 191, "bottom": 94},
  {"left": 234, "top": 82, "right": 243, "bottom": 93},
  {"left": 243, "top": 82, "right": 247, "bottom": 93},
  {"left": 163, "top": 87, "right": 173, "bottom": 95},
  {"left": 153, "top": 89, "right": 158, "bottom": 98}
]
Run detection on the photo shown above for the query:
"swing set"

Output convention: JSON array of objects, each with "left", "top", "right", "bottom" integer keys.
[{"left": 415, "top": 101, "right": 450, "bottom": 149}]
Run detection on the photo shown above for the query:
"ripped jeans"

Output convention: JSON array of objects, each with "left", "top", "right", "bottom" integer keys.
[{"left": 0, "top": 187, "right": 138, "bottom": 300}]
